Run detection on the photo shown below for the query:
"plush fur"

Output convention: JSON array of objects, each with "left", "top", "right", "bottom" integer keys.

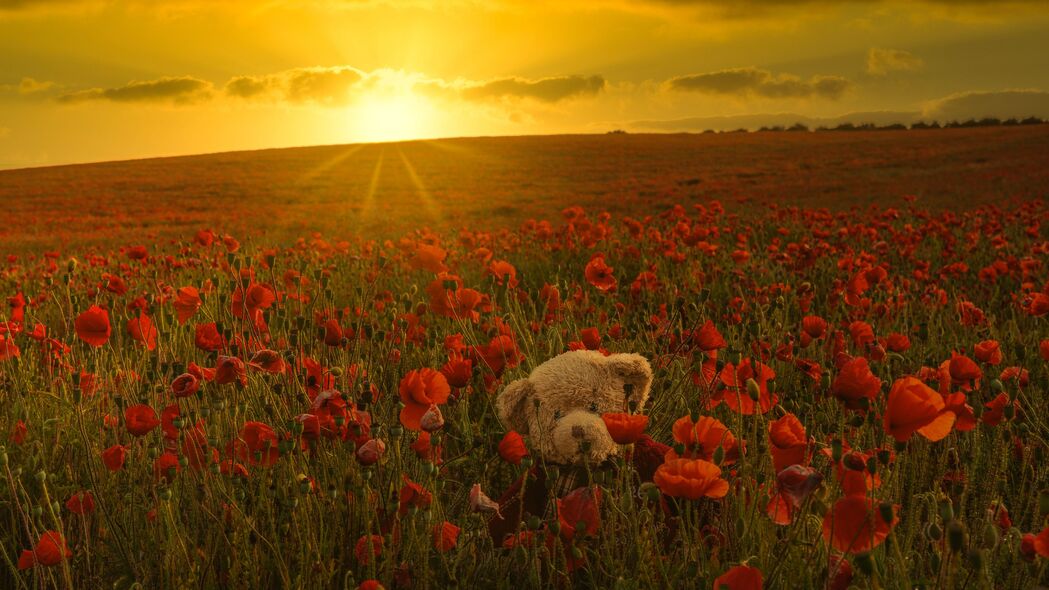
[{"left": 494, "top": 350, "right": 653, "bottom": 465}]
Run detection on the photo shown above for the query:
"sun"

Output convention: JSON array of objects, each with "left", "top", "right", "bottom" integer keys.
[{"left": 349, "top": 91, "right": 438, "bottom": 143}]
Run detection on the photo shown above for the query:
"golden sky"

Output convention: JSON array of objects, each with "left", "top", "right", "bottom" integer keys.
[{"left": 1, "top": 0, "right": 1048, "bottom": 168}]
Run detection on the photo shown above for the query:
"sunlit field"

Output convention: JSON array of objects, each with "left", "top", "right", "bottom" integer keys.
[{"left": 0, "top": 128, "right": 1048, "bottom": 589}]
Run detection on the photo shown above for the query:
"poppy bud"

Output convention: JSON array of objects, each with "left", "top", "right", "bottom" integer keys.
[
  {"left": 35, "top": 470, "right": 46, "bottom": 483},
  {"left": 639, "top": 482, "right": 661, "bottom": 502},
  {"left": 966, "top": 548, "right": 985, "bottom": 571},
  {"left": 1004, "top": 403, "right": 1015, "bottom": 420},
  {"left": 1038, "top": 490, "right": 1049, "bottom": 516},
  {"left": 159, "top": 488, "right": 172, "bottom": 501},
  {"left": 571, "top": 546, "right": 584, "bottom": 560},
  {"left": 32, "top": 505, "right": 43, "bottom": 518},
  {"left": 419, "top": 405, "right": 445, "bottom": 433},
  {"left": 848, "top": 414, "right": 865, "bottom": 428},
  {"left": 830, "top": 439, "right": 843, "bottom": 463},
  {"left": 926, "top": 522, "right": 943, "bottom": 541},
  {"left": 946, "top": 520, "right": 967, "bottom": 553},
  {"left": 854, "top": 552, "right": 874, "bottom": 576},
  {"left": 929, "top": 552, "right": 941, "bottom": 571},
  {"left": 821, "top": 373, "right": 832, "bottom": 390},
  {"left": 982, "top": 523, "right": 1000, "bottom": 548},
  {"left": 712, "top": 445, "right": 725, "bottom": 465},
  {"left": 989, "top": 379, "right": 1003, "bottom": 393},
  {"left": 745, "top": 378, "right": 761, "bottom": 401},
  {"left": 545, "top": 466, "right": 560, "bottom": 481},
  {"left": 877, "top": 449, "right": 891, "bottom": 465},
  {"left": 939, "top": 499, "right": 954, "bottom": 521},
  {"left": 527, "top": 515, "right": 541, "bottom": 531},
  {"left": 878, "top": 502, "right": 894, "bottom": 524},
  {"left": 521, "top": 456, "right": 534, "bottom": 468}
]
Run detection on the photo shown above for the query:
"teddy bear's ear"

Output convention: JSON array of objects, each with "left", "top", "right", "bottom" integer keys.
[
  {"left": 495, "top": 378, "right": 535, "bottom": 435},
  {"left": 609, "top": 353, "right": 653, "bottom": 408}
]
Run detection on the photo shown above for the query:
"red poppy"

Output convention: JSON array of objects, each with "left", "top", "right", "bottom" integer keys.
[
  {"left": 830, "top": 357, "right": 881, "bottom": 411},
  {"left": 585, "top": 255, "right": 617, "bottom": 292},
  {"left": 173, "top": 286, "right": 202, "bottom": 324},
  {"left": 1040, "top": 339, "right": 1049, "bottom": 362},
  {"left": 948, "top": 353, "right": 982, "bottom": 385},
  {"left": 557, "top": 486, "right": 602, "bottom": 539},
  {"left": 973, "top": 340, "right": 1002, "bottom": 365},
  {"left": 440, "top": 354, "right": 472, "bottom": 389},
  {"left": 248, "top": 349, "right": 286, "bottom": 374},
  {"left": 101, "top": 444, "right": 127, "bottom": 471},
  {"left": 1033, "top": 525, "right": 1049, "bottom": 558},
  {"left": 601, "top": 413, "right": 649, "bottom": 445},
  {"left": 716, "top": 359, "right": 777, "bottom": 415},
  {"left": 354, "top": 534, "right": 383, "bottom": 564},
  {"left": 694, "top": 320, "right": 726, "bottom": 351},
  {"left": 399, "top": 474, "right": 432, "bottom": 514},
  {"left": 653, "top": 458, "right": 729, "bottom": 500},
  {"left": 238, "top": 421, "right": 280, "bottom": 466},
  {"left": 409, "top": 244, "right": 448, "bottom": 273},
  {"left": 65, "top": 490, "right": 96, "bottom": 515},
  {"left": 766, "top": 465, "right": 823, "bottom": 525},
  {"left": 712, "top": 564, "right": 763, "bottom": 590},
  {"left": 194, "top": 322, "right": 225, "bottom": 352},
  {"left": 768, "top": 413, "right": 808, "bottom": 472},
  {"left": 823, "top": 496, "right": 898, "bottom": 554},
  {"left": 154, "top": 451, "right": 181, "bottom": 483},
  {"left": 356, "top": 439, "right": 386, "bottom": 465},
  {"left": 170, "top": 373, "right": 199, "bottom": 398},
  {"left": 398, "top": 368, "right": 451, "bottom": 430},
  {"left": 125, "top": 404, "right": 160, "bottom": 437},
  {"left": 883, "top": 377, "right": 955, "bottom": 442},
  {"left": 883, "top": 332, "right": 911, "bottom": 353},
  {"left": 75, "top": 305, "right": 111, "bottom": 347},
  {"left": 669, "top": 415, "right": 739, "bottom": 463},
  {"left": 498, "top": 430, "right": 528, "bottom": 464},
  {"left": 981, "top": 393, "right": 1012, "bottom": 426},
  {"left": 322, "top": 318, "right": 343, "bottom": 347},
  {"left": 9, "top": 420, "right": 26, "bottom": 445},
  {"left": 433, "top": 521, "right": 460, "bottom": 552},
  {"left": 127, "top": 313, "right": 157, "bottom": 351},
  {"left": 214, "top": 356, "right": 247, "bottom": 386},
  {"left": 17, "top": 531, "right": 71, "bottom": 569}
]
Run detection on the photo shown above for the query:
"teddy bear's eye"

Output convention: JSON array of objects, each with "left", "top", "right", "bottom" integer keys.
[{"left": 588, "top": 402, "right": 598, "bottom": 413}]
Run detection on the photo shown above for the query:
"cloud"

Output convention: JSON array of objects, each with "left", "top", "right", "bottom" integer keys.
[
  {"left": 225, "top": 66, "right": 366, "bottom": 105},
  {"left": 57, "top": 76, "right": 213, "bottom": 104},
  {"left": 923, "top": 89, "right": 1049, "bottom": 121},
  {"left": 666, "top": 67, "right": 852, "bottom": 100},
  {"left": 456, "top": 75, "right": 607, "bottom": 103},
  {"left": 18, "top": 77, "right": 54, "bottom": 94},
  {"left": 867, "top": 48, "right": 923, "bottom": 76}
]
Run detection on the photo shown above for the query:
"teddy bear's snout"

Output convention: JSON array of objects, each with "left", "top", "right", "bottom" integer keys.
[{"left": 544, "top": 409, "right": 618, "bottom": 465}]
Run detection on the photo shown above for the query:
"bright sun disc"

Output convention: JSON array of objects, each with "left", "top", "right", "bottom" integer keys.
[{"left": 349, "top": 92, "right": 435, "bottom": 143}]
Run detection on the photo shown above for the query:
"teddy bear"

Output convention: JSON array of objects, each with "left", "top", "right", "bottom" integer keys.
[{"left": 488, "top": 350, "right": 669, "bottom": 544}]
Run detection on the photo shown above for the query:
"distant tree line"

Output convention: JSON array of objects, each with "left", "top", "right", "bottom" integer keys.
[{"left": 608, "top": 116, "right": 1046, "bottom": 135}]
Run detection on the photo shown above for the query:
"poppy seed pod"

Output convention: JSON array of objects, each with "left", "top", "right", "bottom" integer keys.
[{"left": 946, "top": 520, "right": 967, "bottom": 553}]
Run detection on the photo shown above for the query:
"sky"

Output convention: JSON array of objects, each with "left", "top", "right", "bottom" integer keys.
[{"left": 1, "top": 0, "right": 1048, "bottom": 168}]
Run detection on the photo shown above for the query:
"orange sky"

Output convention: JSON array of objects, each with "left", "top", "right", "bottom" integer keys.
[{"left": 1, "top": 0, "right": 1048, "bottom": 168}]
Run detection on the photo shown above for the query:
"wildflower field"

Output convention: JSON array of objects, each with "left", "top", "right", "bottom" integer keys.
[{"left": 0, "top": 129, "right": 1048, "bottom": 589}]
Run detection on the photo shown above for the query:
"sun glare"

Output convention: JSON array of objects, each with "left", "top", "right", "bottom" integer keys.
[{"left": 349, "top": 91, "right": 437, "bottom": 143}]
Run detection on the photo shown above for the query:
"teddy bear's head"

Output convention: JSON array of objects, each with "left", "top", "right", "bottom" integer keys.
[{"left": 494, "top": 350, "right": 653, "bottom": 465}]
